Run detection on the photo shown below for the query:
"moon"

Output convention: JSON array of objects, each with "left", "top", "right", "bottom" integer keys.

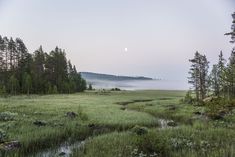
[{"left": 125, "top": 48, "right": 128, "bottom": 52}]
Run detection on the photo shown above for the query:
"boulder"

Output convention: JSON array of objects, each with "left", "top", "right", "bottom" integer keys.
[
  {"left": 167, "top": 121, "right": 177, "bottom": 127},
  {"left": 33, "top": 120, "right": 46, "bottom": 126},
  {"left": 193, "top": 111, "right": 202, "bottom": 115},
  {"left": 59, "top": 151, "right": 66, "bottom": 156},
  {"left": 66, "top": 112, "right": 77, "bottom": 118},
  {"left": 88, "top": 123, "right": 95, "bottom": 128},
  {"left": 1, "top": 141, "right": 21, "bottom": 150},
  {"left": 120, "top": 106, "right": 126, "bottom": 110}
]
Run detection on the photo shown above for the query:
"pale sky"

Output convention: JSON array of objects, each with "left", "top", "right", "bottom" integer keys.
[{"left": 0, "top": 0, "right": 235, "bottom": 82}]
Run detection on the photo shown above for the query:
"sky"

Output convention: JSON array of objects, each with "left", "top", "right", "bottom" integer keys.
[{"left": 0, "top": 0, "right": 235, "bottom": 83}]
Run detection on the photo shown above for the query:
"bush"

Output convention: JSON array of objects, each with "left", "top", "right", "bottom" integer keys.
[
  {"left": 0, "top": 129, "right": 7, "bottom": 143},
  {"left": 131, "top": 125, "right": 148, "bottom": 135},
  {"left": 136, "top": 131, "right": 169, "bottom": 156},
  {"left": 204, "top": 97, "right": 231, "bottom": 119},
  {"left": 88, "top": 84, "right": 93, "bottom": 90},
  {"left": 0, "top": 85, "right": 6, "bottom": 96},
  {"left": 181, "top": 90, "right": 195, "bottom": 105},
  {"left": 0, "top": 112, "right": 17, "bottom": 121},
  {"left": 111, "top": 88, "right": 121, "bottom": 91}
]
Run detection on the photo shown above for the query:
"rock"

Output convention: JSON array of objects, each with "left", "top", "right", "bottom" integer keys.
[
  {"left": 212, "top": 114, "right": 224, "bottom": 120},
  {"left": 218, "top": 110, "right": 227, "bottom": 117},
  {"left": 207, "top": 110, "right": 228, "bottom": 120},
  {"left": 88, "top": 123, "right": 95, "bottom": 128},
  {"left": 33, "top": 120, "right": 46, "bottom": 126},
  {"left": 120, "top": 106, "right": 126, "bottom": 110},
  {"left": 168, "top": 106, "right": 177, "bottom": 110},
  {"left": 167, "top": 121, "right": 177, "bottom": 127},
  {"left": 66, "top": 112, "right": 77, "bottom": 118},
  {"left": 2, "top": 141, "right": 21, "bottom": 150},
  {"left": 203, "top": 96, "right": 218, "bottom": 102},
  {"left": 193, "top": 111, "right": 202, "bottom": 115},
  {"left": 59, "top": 151, "right": 66, "bottom": 156}
]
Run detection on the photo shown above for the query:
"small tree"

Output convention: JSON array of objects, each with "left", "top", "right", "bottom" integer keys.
[
  {"left": 23, "top": 72, "right": 32, "bottom": 95},
  {"left": 88, "top": 84, "right": 93, "bottom": 90},
  {"left": 9, "top": 75, "right": 18, "bottom": 95},
  {"left": 188, "top": 52, "right": 209, "bottom": 102},
  {"left": 217, "top": 51, "right": 226, "bottom": 96},
  {"left": 0, "top": 85, "right": 6, "bottom": 96},
  {"left": 209, "top": 65, "right": 220, "bottom": 96},
  {"left": 52, "top": 85, "right": 58, "bottom": 94},
  {"left": 225, "top": 12, "right": 235, "bottom": 44},
  {"left": 183, "top": 90, "right": 194, "bottom": 104}
]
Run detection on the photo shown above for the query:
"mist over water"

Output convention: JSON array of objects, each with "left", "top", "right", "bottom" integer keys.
[{"left": 88, "top": 79, "right": 189, "bottom": 90}]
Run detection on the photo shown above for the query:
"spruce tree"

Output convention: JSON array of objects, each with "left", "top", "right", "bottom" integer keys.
[
  {"left": 209, "top": 64, "right": 219, "bottom": 96},
  {"left": 225, "top": 12, "right": 235, "bottom": 44},
  {"left": 188, "top": 52, "right": 209, "bottom": 102}
]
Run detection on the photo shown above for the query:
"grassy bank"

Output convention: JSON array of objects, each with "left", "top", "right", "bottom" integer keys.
[{"left": 0, "top": 90, "right": 234, "bottom": 156}]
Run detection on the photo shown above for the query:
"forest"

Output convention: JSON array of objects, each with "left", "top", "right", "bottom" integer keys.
[
  {"left": 186, "top": 12, "right": 235, "bottom": 119},
  {"left": 0, "top": 38, "right": 86, "bottom": 95}
]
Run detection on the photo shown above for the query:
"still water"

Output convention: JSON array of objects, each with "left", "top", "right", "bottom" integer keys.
[{"left": 88, "top": 79, "right": 189, "bottom": 90}]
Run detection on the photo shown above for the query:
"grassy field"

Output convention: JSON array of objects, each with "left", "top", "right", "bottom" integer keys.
[{"left": 0, "top": 90, "right": 234, "bottom": 157}]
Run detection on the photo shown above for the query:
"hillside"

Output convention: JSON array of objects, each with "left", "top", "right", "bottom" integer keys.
[{"left": 80, "top": 72, "right": 154, "bottom": 81}]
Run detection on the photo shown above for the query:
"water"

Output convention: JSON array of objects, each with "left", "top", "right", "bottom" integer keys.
[
  {"left": 32, "top": 141, "right": 85, "bottom": 157},
  {"left": 88, "top": 79, "right": 189, "bottom": 90}
]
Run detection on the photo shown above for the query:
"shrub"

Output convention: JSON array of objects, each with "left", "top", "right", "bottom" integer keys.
[
  {"left": 131, "top": 125, "right": 148, "bottom": 135},
  {"left": 0, "top": 129, "right": 7, "bottom": 143},
  {"left": 204, "top": 97, "right": 230, "bottom": 119},
  {"left": 88, "top": 84, "right": 93, "bottom": 90},
  {"left": 181, "top": 90, "right": 195, "bottom": 105},
  {"left": 0, "top": 112, "right": 18, "bottom": 121},
  {"left": 111, "top": 88, "right": 121, "bottom": 91},
  {"left": 136, "top": 131, "right": 169, "bottom": 156}
]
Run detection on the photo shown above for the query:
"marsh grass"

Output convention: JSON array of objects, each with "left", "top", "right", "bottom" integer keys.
[{"left": 0, "top": 90, "right": 234, "bottom": 157}]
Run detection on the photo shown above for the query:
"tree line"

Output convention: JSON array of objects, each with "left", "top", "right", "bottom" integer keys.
[
  {"left": 188, "top": 12, "right": 235, "bottom": 103},
  {"left": 0, "top": 36, "right": 86, "bottom": 95}
]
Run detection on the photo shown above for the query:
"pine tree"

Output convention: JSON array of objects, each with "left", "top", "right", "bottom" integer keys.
[
  {"left": 188, "top": 52, "right": 209, "bottom": 102},
  {"left": 22, "top": 72, "right": 32, "bottom": 95},
  {"left": 16, "top": 38, "right": 28, "bottom": 67},
  {"left": 88, "top": 84, "right": 93, "bottom": 90},
  {"left": 209, "top": 64, "right": 219, "bottom": 96},
  {"left": 3, "top": 37, "right": 9, "bottom": 71},
  {"left": 188, "top": 52, "right": 201, "bottom": 101},
  {"left": 0, "top": 35, "right": 87, "bottom": 95},
  {"left": 8, "top": 38, "right": 16, "bottom": 70},
  {"left": 217, "top": 51, "right": 226, "bottom": 96},
  {"left": 9, "top": 75, "right": 18, "bottom": 95},
  {"left": 0, "top": 35, "right": 4, "bottom": 72},
  {"left": 32, "top": 46, "right": 46, "bottom": 93},
  {"left": 225, "top": 12, "right": 235, "bottom": 44},
  {"left": 224, "top": 49, "right": 235, "bottom": 99}
]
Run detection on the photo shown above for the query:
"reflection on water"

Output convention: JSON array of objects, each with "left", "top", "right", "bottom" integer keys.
[
  {"left": 32, "top": 141, "right": 85, "bottom": 157},
  {"left": 87, "top": 79, "right": 189, "bottom": 90}
]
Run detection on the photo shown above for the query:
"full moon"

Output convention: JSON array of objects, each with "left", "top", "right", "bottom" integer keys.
[{"left": 125, "top": 48, "right": 128, "bottom": 52}]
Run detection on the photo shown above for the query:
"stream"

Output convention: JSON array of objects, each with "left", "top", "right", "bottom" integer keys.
[
  {"left": 31, "top": 141, "right": 85, "bottom": 157},
  {"left": 31, "top": 119, "right": 175, "bottom": 157}
]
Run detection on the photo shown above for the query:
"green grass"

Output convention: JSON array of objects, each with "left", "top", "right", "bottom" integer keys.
[{"left": 0, "top": 90, "right": 234, "bottom": 157}]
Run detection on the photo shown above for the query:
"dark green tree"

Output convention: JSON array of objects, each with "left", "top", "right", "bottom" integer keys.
[
  {"left": 22, "top": 72, "right": 32, "bottom": 95},
  {"left": 9, "top": 75, "right": 18, "bottom": 95},
  {"left": 209, "top": 64, "right": 219, "bottom": 96},
  {"left": 188, "top": 51, "right": 209, "bottom": 102},
  {"left": 0, "top": 35, "right": 87, "bottom": 95},
  {"left": 225, "top": 12, "right": 235, "bottom": 44}
]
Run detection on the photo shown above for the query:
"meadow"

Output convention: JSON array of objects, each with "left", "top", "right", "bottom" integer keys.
[{"left": 0, "top": 90, "right": 234, "bottom": 157}]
